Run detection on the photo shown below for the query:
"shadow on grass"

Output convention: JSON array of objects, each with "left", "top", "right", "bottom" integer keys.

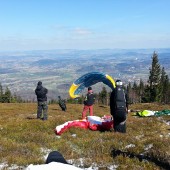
[
  {"left": 99, "top": 105, "right": 107, "bottom": 108},
  {"left": 51, "top": 108, "right": 65, "bottom": 111},
  {"left": 26, "top": 116, "right": 37, "bottom": 120},
  {"left": 110, "top": 148, "right": 170, "bottom": 170}
]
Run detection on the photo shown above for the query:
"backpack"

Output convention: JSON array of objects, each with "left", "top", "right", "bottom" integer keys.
[{"left": 115, "top": 87, "right": 126, "bottom": 110}]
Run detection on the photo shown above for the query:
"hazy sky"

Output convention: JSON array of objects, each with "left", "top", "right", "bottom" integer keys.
[{"left": 0, "top": 0, "right": 170, "bottom": 51}]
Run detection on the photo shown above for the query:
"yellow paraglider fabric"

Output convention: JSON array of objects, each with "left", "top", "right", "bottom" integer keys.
[
  {"left": 106, "top": 74, "right": 116, "bottom": 88},
  {"left": 69, "top": 72, "right": 115, "bottom": 99},
  {"left": 69, "top": 83, "right": 80, "bottom": 99}
]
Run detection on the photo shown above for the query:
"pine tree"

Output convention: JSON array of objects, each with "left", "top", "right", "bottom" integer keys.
[
  {"left": 127, "top": 82, "right": 133, "bottom": 104},
  {"left": 148, "top": 52, "right": 161, "bottom": 102},
  {"left": 0, "top": 83, "right": 3, "bottom": 102},
  {"left": 99, "top": 87, "right": 107, "bottom": 105},
  {"left": 163, "top": 75, "right": 169, "bottom": 103},
  {"left": 3, "top": 87, "right": 12, "bottom": 103},
  {"left": 132, "top": 81, "right": 139, "bottom": 103},
  {"left": 159, "top": 67, "right": 165, "bottom": 102},
  {"left": 159, "top": 67, "right": 169, "bottom": 103},
  {"left": 139, "top": 79, "right": 145, "bottom": 103},
  {"left": 142, "top": 84, "right": 150, "bottom": 103}
]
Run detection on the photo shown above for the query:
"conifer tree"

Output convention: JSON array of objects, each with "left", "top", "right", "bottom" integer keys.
[
  {"left": 159, "top": 67, "right": 169, "bottom": 103},
  {"left": 142, "top": 84, "right": 150, "bottom": 103},
  {"left": 3, "top": 87, "right": 12, "bottom": 103},
  {"left": 127, "top": 82, "right": 133, "bottom": 104},
  {"left": 132, "top": 81, "right": 138, "bottom": 103},
  {"left": 139, "top": 79, "right": 145, "bottom": 103},
  {"left": 148, "top": 52, "right": 161, "bottom": 102},
  {"left": 159, "top": 67, "right": 166, "bottom": 102},
  {"left": 0, "top": 83, "right": 3, "bottom": 102},
  {"left": 99, "top": 87, "right": 107, "bottom": 105},
  {"left": 163, "top": 75, "right": 169, "bottom": 103}
]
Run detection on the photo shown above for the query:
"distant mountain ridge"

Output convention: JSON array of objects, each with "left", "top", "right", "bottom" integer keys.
[{"left": 0, "top": 48, "right": 169, "bottom": 100}]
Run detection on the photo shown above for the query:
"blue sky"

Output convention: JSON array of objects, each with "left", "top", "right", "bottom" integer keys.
[{"left": 0, "top": 0, "right": 170, "bottom": 51}]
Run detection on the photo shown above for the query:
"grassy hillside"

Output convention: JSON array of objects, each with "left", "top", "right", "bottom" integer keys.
[{"left": 0, "top": 103, "right": 169, "bottom": 170}]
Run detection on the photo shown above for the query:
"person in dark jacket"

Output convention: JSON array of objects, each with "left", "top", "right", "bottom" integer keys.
[
  {"left": 35, "top": 81, "right": 48, "bottom": 120},
  {"left": 110, "top": 80, "right": 128, "bottom": 133},
  {"left": 82, "top": 87, "right": 95, "bottom": 119}
]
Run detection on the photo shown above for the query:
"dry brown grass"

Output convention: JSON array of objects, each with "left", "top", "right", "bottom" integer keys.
[{"left": 0, "top": 102, "right": 169, "bottom": 170}]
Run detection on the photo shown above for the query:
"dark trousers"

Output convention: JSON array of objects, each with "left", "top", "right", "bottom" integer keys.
[
  {"left": 114, "top": 121, "right": 126, "bottom": 133},
  {"left": 37, "top": 101, "right": 48, "bottom": 120},
  {"left": 112, "top": 109, "right": 127, "bottom": 133}
]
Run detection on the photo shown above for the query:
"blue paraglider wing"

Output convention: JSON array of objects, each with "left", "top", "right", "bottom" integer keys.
[{"left": 69, "top": 72, "right": 115, "bottom": 99}]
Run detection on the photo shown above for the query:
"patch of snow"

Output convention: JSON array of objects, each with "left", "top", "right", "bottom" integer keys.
[
  {"left": 0, "top": 163, "right": 24, "bottom": 170},
  {"left": 0, "top": 162, "right": 8, "bottom": 169},
  {"left": 56, "top": 135, "right": 61, "bottom": 139},
  {"left": 68, "top": 158, "right": 118, "bottom": 170},
  {"left": 72, "top": 134, "right": 77, "bottom": 137},
  {"left": 135, "top": 135, "right": 144, "bottom": 140},
  {"left": 83, "top": 164, "right": 118, "bottom": 170},
  {"left": 166, "top": 121, "right": 170, "bottom": 125},
  {"left": 125, "top": 144, "right": 135, "bottom": 148},
  {"left": 157, "top": 117, "right": 170, "bottom": 125},
  {"left": 144, "top": 144, "right": 153, "bottom": 151},
  {"left": 8, "top": 164, "right": 25, "bottom": 170},
  {"left": 40, "top": 148, "right": 52, "bottom": 161}
]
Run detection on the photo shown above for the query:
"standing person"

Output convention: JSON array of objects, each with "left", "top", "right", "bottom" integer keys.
[
  {"left": 82, "top": 86, "right": 95, "bottom": 119},
  {"left": 110, "top": 80, "right": 128, "bottom": 133},
  {"left": 35, "top": 81, "right": 48, "bottom": 120},
  {"left": 58, "top": 96, "right": 67, "bottom": 111}
]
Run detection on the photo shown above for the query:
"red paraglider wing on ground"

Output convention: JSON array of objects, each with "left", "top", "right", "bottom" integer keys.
[
  {"left": 55, "top": 120, "right": 89, "bottom": 135},
  {"left": 55, "top": 115, "right": 113, "bottom": 135},
  {"left": 88, "top": 115, "right": 113, "bottom": 131}
]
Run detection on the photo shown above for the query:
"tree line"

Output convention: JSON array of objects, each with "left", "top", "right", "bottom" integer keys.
[
  {"left": 0, "top": 84, "right": 24, "bottom": 103},
  {"left": 67, "top": 51, "right": 170, "bottom": 105},
  {"left": 127, "top": 52, "right": 170, "bottom": 104},
  {"left": 1, "top": 51, "right": 170, "bottom": 104}
]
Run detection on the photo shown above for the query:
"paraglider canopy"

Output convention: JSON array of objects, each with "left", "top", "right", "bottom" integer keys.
[{"left": 69, "top": 72, "right": 116, "bottom": 99}]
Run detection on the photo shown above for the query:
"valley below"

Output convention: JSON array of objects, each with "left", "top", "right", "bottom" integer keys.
[{"left": 0, "top": 48, "right": 170, "bottom": 101}]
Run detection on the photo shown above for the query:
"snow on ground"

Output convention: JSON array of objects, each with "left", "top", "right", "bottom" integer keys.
[
  {"left": 68, "top": 158, "right": 118, "bottom": 170},
  {"left": 0, "top": 162, "right": 25, "bottom": 170},
  {"left": 0, "top": 162, "right": 118, "bottom": 170},
  {"left": 125, "top": 144, "right": 135, "bottom": 148},
  {"left": 0, "top": 148, "right": 118, "bottom": 170}
]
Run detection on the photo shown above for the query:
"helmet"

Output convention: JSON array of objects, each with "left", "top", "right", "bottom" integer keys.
[
  {"left": 116, "top": 79, "right": 123, "bottom": 86},
  {"left": 88, "top": 87, "right": 92, "bottom": 90}
]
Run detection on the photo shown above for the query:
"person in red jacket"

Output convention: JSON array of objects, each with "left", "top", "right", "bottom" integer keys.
[{"left": 82, "top": 87, "right": 95, "bottom": 119}]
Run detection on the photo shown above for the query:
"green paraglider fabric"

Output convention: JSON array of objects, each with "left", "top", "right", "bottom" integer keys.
[
  {"left": 154, "top": 110, "right": 170, "bottom": 116},
  {"left": 135, "top": 109, "right": 170, "bottom": 117},
  {"left": 136, "top": 110, "right": 156, "bottom": 117}
]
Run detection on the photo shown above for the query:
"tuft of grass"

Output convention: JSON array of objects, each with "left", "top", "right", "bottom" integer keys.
[{"left": 0, "top": 103, "right": 169, "bottom": 169}]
